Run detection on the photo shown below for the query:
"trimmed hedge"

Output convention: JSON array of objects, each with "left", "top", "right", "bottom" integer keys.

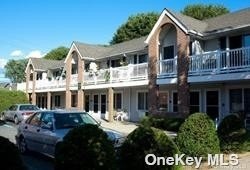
[
  {"left": 140, "top": 115, "right": 184, "bottom": 132},
  {"left": 55, "top": 124, "right": 116, "bottom": 170},
  {"left": 218, "top": 114, "right": 250, "bottom": 153},
  {"left": 0, "top": 136, "right": 25, "bottom": 170},
  {"left": 0, "top": 89, "right": 28, "bottom": 112},
  {"left": 119, "top": 126, "right": 180, "bottom": 170},
  {"left": 176, "top": 113, "right": 220, "bottom": 158}
]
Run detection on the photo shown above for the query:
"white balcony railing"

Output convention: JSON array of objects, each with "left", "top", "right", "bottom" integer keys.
[
  {"left": 159, "top": 47, "right": 250, "bottom": 77},
  {"left": 35, "top": 79, "right": 66, "bottom": 90},
  {"left": 84, "top": 63, "right": 148, "bottom": 85},
  {"left": 70, "top": 74, "right": 78, "bottom": 86},
  {"left": 158, "top": 58, "right": 177, "bottom": 76}
]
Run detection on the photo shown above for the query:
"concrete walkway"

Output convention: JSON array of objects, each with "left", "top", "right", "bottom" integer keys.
[
  {"left": 100, "top": 120, "right": 138, "bottom": 135},
  {"left": 99, "top": 119, "right": 177, "bottom": 138}
]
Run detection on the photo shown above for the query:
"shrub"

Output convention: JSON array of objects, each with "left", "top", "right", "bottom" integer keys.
[
  {"left": 0, "top": 136, "right": 25, "bottom": 170},
  {"left": 176, "top": 113, "right": 220, "bottom": 158},
  {"left": 0, "top": 89, "right": 28, "bottom": 112},
  {"left": 55, "top": 124, "right": 116, "bottom": 170},
  {"left": 119, "top": 126, "right": 180, "bottom": 170},
  {"left": 218, "top": 114, "right": 249, "bottom": 153},
  {"left": 140, "top": 115, "right": 184, "bottom": 132}
]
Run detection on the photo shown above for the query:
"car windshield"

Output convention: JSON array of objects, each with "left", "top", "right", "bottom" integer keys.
[
  {"left": 54, "top": 112, "right": 98, "bottom": 129},
  {"left": 19, "top": 105, "right": 39, "bottom": 111}
]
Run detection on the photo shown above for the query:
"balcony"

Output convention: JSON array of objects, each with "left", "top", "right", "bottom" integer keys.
[
  {"left": 84, "top": 63, "right": 148, "bottom": 85},
  {"left": 158, "top": 47, "right": 250, "bottom": 80},
  {"left": 35, "top": 79, "right": 66, "bottom": 90}
]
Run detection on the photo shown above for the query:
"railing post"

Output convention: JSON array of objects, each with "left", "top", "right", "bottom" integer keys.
[
  {"left": 128, "top": 64, "right": 131, "bottom": 80},
  {"left": 110, "top": 67, "right": 113, "bottom": 83},
  {"left": 217, "top": 52, "right": 221, "bottom": 73}
]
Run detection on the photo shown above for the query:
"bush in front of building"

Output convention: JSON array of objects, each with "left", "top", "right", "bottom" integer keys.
[
  {"left": 0, "top": 136, "right": 26, "bottom": 170},
  {"left": 176, "top": 113, "right": 220, "bottom": 158},
  {"left": 218, "top": 114, "right": 250, "bottom": 153},
  {"left": 54, "top": 124, "right": 116, "bottom": 170},
  {"left": 0, "top": 89, "right": 28, "bottom": 112},
  {"left": 118, "top": 125, "right": 180, "bottom": 170},
  {"left": 140, "top": 115, "right": 184, "bottom": 132}
]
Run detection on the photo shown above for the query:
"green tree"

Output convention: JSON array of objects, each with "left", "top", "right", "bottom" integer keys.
[
  {"left": 181, "top": 4, "right": 229, "bottom": 20},
  {"left": 4, "top": 59, "right": 28, "bottom": 83},
  {"left": 44, "top": 46, "right": 69, "bottom": 60},
  {"left": 110, "top": 12, "right": 159, "bottom": 44}
]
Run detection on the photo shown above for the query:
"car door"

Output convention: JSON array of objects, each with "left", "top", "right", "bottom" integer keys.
[
  {"left": 22, "top": 112, "right": 43, "bottom": 151},
  {"left": 38, "top": 112, "right": 59, "bottom": 156},
  {"left": 5, "top": 105, "right": 17, "bottom": 120}
]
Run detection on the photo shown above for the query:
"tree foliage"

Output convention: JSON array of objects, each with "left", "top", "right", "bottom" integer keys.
[
  {"left": 110, "top": 12, "right": 159, "bottom": 44},
  {"left": 181, "top": 4, "right": 229, "bottom": 20},
  {"left": 176, "top": 113, "right": 220, "bottom": 157},
  {"left": 55, "top": 124, "right": 116, "bottom": 170},
  {"left": 44, "top": 46, "right": 69, "bottom": 60},
  {"left": 119, "top": 126, "right": 180, "bottom": 170},
  {"left": 0, "top": 88, "right": 28, "bottom": 112},
  {"left": 4, "top": 59, "right": 28, "bottom": 83}
]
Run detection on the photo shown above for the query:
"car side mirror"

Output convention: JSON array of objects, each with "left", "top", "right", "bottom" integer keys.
[{"left": 97, "top": 120, "right": 101, "bottom": 126}]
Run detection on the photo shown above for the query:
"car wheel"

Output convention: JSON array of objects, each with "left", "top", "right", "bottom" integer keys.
[
  {"left": 14, "top": 116, "right": 19, "bottom": 124},
  {"left": 19, "top": 137, "right": 28, "bottom": 154}
]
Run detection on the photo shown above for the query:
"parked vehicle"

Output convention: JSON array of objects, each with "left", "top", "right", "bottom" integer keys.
[
  {"left": 0, "top": 104, "right": 39, "bottom": 124},
  {"left": 16, "top": 110, "right": 125, "bottom": 157}
]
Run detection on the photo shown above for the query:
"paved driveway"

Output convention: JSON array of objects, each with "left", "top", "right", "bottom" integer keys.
[{"left": 0, "top": 121, "right": 54, "bottom": 170}]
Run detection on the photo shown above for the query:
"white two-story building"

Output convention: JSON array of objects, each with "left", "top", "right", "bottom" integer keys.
[{"left": 20, "top": 7, "right": 250, "bottom": 122}]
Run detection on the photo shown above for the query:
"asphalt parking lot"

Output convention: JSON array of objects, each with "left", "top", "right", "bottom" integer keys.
[{"left": 0, "top": 121, "right": 54, "bottom": 170}]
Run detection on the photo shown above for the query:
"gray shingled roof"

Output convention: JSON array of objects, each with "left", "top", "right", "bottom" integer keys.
[
  {"left": 169, "top": 10, "right": 208, "bottom": 33},
  {"left": 74, "top": 36, "right": 147, "bottom": 60},
  {"left": 30, "top": 58, "right": 65, "bottom": 70},
  {"left": 73, "top": 8, "right": 250, "bottom": 60},
  {"left": 204, "top": 7, "right": 250, "bottom": 33},
  {"left": 74, "top": 42, "right": 111, "bottom": 59},
  {"left": 169, "top": 7, "right": 250, "bottom": 35}
]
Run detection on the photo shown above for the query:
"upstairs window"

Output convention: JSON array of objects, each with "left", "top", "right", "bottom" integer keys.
[
  {"left": 111, "top": 59, "right": 121, "bottom": 68},
  {"left": 243, "top": 35, "right": 250, "bottom": 47},
  {"left": 163, "top": 45, "right": 174, "bottom": 59},
  {"left": 133, "top": 54, "right": 148, "bottom": 64}
]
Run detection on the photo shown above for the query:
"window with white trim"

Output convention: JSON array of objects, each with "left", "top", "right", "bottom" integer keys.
[{"left": 137, "top": 92, "right": 148, "bottom": 110}]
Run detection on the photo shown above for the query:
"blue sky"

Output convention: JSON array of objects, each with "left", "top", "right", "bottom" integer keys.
[{"left": 1, "top": 0, "right": 250, "bottom": 82}]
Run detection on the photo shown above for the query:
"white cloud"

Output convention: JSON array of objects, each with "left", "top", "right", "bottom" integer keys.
[
  {"left": 26, "top": 50, "right": 44, "bottom": 58},
  {"left": 0, "top": 58, "right": 8, "bottom": 68},
  {"left": 10, "top": 50, "right": 23, "bottom": 57}
]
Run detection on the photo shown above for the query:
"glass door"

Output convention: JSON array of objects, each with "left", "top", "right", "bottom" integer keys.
[
  {"left": 101, "top": 94, "right": 106, "bottom": 114},
  {"left": 206, "top": 91, "right": 219, "bottom": 121},
  {"left": 244, "top": 89, "right": 250, "bottom": 116}
]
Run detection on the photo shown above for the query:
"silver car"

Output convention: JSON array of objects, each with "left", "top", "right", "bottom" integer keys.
[
  {"left": 15, "top": 110, "right": 125, "bottom": 157},
  {"left": 1, "top": 104, "right": 39, "bottom": 124}
]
